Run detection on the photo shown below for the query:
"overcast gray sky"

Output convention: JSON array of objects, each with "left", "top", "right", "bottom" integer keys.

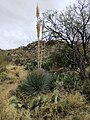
[{"left": 0, "top": 0, "right": 76, "bottom": 49}]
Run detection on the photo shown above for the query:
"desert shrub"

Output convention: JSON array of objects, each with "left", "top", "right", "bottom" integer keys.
[
  {"left": 0, "top": 98, "right": 31, "bottom": 120},
  {"left": 16, "top": 69, "right": 55, "bottom": 99},
  {"left": 25, "top": 60, "right": 37, "bottom": 71},
  {"left": 5, "top": 56, "right": 12, "bottom": 62},
  {"left": 2, "top": 89, "right": 88, "bottom": 120},
  {"left": 80, "top": 80, "right": 90, "bottom": 101},
  {"left": 53, "top": 72, "right": 90, "bottom": 101},
  {"left": 28, "top": 90, "right": 87, "bottom": 120},
  {"left": 25, "top": 63, "right": 32, "bottom": 70},
  {"left": 46, "top": 40, "right": 56, "bottom": 46},
  {"left": 42, "top": 59, "right": 53, "bottom": 70},
  {"left": 14, "top": 58, "right": 22, "bottom": 65},
  {"left": 0, "top": 54, "right": 7, "bottom": 67},
  {"left": 0, "top": 67, "right": 7, "bottom": 73},
  {"left": 62, "top": 73, "right": 80, "bottom": 90},
  {"left": 0, "top": 72, "right": 8, "bottom": 82},
  {"left": 0, "top": 67, "right": 9, "bottom": 82},
  {"left": 51, "top": 72, "right": 63, "bottom": 82},
  {"left": 52, "top": 72, "right": 80, "bottom": 90},
  {"left": 0, "top": 54, "right": 8, "bottom": 82},
  {"left": 50, "top": 51, "right": 70, "bottom": 68},
  {"left": 62, "top": 45, "right": 79, "bottom": 70}
]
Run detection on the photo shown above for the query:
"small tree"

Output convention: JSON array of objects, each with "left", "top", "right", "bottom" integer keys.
[{"left": 41, "top": 0, "right": 90, "bottom": 79}]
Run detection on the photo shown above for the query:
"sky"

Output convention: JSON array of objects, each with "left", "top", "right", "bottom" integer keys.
[{"left": 0, "top": 0, "right": 76, "bottom": 50}]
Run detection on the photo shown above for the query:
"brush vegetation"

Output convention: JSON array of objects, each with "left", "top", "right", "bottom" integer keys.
[
  {"left": 0, "top": 0, "right": 90, "bottom": 119},
  {"left": 0, "top": 39, "right": 90, "bottom": 120}
]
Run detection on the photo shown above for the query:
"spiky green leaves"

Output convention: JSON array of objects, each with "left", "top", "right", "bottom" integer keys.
[{"left": 16, "top": 70, "right": 54, "bottom": 98}]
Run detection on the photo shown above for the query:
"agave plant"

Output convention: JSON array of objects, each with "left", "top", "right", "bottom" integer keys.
[{"left": 16, "top": 70, "right": 54, "bottom": 99}]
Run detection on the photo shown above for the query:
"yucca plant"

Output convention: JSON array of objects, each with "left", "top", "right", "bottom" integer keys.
[
  {"left": 16, "top": 69, "right": 54, "bottom": 99},
  {"left": 36, "top": 4, "right": 41, "bottom": 68},
  {"left": 40, "top": 20, "right": 45, "bottom": 67}
]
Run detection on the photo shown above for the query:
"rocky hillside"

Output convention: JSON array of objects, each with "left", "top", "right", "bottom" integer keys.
[
  {"left": 0, "top": 40, "right": 90, "bottom": 120},
  {"left": 4, "top": 40, "right": 65, "bottom": 65}
]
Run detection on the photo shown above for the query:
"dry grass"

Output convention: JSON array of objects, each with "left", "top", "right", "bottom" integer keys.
[
  {"left": 0, "top": 99, "right": 31, "bottom": 120},
  {"left": 66, "top": 92, "right": 86, "bottom": 107},
  {"left": 7, "top": 64, "right": 27, "bottom": 82},
  {"left": 0, "top": 85, "right": 90, "bottom": 120},
  {"left": 0, "top": 64, "right": 28, "bottom": 120},
  {"left": 0, "top": 64, "right": 27, "bottom": 100},
  {"left": 21, "top": 90, "right": 90, "bottom": 120},
  {"left": 0, "top": 64, "right": 90, "bottom": 120}
]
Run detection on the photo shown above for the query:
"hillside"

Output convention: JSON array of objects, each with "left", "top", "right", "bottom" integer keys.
[
  {"left": 0, "top": 40, "right": 90, "bottom": 120},
  {"left": 4, "top": 40, "right": 65, "bottom": 65}
]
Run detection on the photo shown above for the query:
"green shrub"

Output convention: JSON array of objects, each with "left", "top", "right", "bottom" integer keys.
[
  {"left": 0, "top": 54, "right": 8, "bottom": 82},
  {"left": 0, "top": 67, "right": 7, "bottom": 73},
  {"left": 0, "top": 72, "right": 8, "bottom": 82},
  {"left": 62, "top": 73, "right": 80, "bottom": 90},
  {"left": 51, "top": 72, "right": 63, "bottom": 82},
  {"left": 5, "top": 56, "right": 12, "bottom": 62},
  {"left": 42, "top": 59, "right": 53, "bottom": 70},
  {"left": 52, "top": 72, "right": 80, "bottom": 90},
  {"left": 0, "top": 54, "right": 7, "bottom": 67},
  {"left": 25, "top": 60, "right": 37, "bottom": 71},
  {"left": 81, "top": 80, "right": 90, "bottom": 101},
  {"left": 61, "top": 45, "right": 78, "bottom": 70},
  {"left": 28, "top": 90, "right": 87, "bottom": 120},
  {"left": 14, "top": 58, "right": 23, "bottom": 65},
  {"left": 50, "top": 51, "right": 70, "bottom": 68},
  {"left": 16, "top": 69, "right": 55, "bottom": 99},
  {"left": 53, "top": 72, "right": 90, "bottom": 101}
]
